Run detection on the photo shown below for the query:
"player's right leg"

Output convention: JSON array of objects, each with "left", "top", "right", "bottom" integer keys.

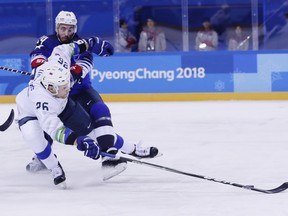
[
  {"left": 26, "top": 132, "right": 52, "bottom": 172},
  {"left": 114, "top": 134, "right": 160, "bottom": 159},
  {"left": 19, "top": 119, "right": 66, "bottom": 188},
  {"left": 75, "top": 88, "right": 160, "bottom": 159},
  {"left": 70, "top": 88, "right": 128, "bottom": 180}
]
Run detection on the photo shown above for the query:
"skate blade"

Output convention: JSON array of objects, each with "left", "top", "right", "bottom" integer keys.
[
  {"left": 57, "top": 181, "right": 67, "bottom": 190},
  {"left": 102, "top": 163, "right": 127, "bottom": 181}
]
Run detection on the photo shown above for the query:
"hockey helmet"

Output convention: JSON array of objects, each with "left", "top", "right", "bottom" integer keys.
[
  {"left": 55, "top": 10, "right": 77, "bottom": 33},
  {"left": 40, "top": 63, "right": 71, "bottom": 96}
]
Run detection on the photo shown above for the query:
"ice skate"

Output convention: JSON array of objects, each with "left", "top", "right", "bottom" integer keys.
[
  {"left": 102, "top": 148, "right": 127, "bottom": 181},
  {"left": 50, "top": 163, "right": 67, "bottom": 189},
  {"left": 26, "top": 155, "right": 47, "bottom": 173},
  {"left": 127, "top": 143, "right": 160, "bottom": 159}
]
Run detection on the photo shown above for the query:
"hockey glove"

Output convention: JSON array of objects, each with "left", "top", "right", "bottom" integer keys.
[
  {"left": 86, "top": 37, "right": 114, "bottom": 56},
  {"left": 76, "top": 136, "right": 100, "bottom": 160},
  {"left": 70, "top": 64, "right": 83, "bottom": 83},
  {"left": 73, "top": 39, "right": 88, "bottom": 54}
]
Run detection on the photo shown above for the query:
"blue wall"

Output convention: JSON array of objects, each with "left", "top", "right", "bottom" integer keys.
[{"left": 1, "top": 50, "right": 288, "bottom": 96}]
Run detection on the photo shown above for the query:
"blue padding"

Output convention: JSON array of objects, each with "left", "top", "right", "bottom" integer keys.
[
  {"left": 271, "top": 72, "right": 288, "bottom": 91},
  {"left": 36, "top": 143, "right": 52, "bottom": 160},
  {"left": 63, "top": 127, "right": 74, "bottom": 143},
  {"left": 90, "top": 102, "right": 111, "bottom": 120},
  {"left": 114, "top": 134, "right": 124, "bottom": 150},
  {"left": 234, "top": 53, "right": 257, "bottom": 73},
  {"left": 59, "top": 98, "right": 93, "bottom": 136},
  {"left": 18, "top": 116, "right": 37, "bottom": 127}
]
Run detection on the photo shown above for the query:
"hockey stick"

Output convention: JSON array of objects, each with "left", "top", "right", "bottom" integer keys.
[
  {"left": 101, "top": 152, "right": 288, "bottom": 194},
  {"left": 0, "top": 66, "right": 32, "bottom": 76},
  {"left": 0, "top": 109, "right": 15, "bottom": 131}
]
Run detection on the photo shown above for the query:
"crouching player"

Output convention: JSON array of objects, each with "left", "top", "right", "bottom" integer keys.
[
  {"left": 16, "top": 42, "right": 116, "bottom": 188},
  {"left": 16, "top": 64, "right": 99, "bottom": 188}
]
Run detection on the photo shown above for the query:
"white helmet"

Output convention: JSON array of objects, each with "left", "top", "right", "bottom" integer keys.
[
  {"left": 55, "top": 10, "right": 77, "bottom": 33},
  {"left": 41, "top": 63, "right": 71, "bottom": 96}
]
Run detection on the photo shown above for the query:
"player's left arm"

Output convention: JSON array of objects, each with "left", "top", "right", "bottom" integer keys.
[{"left": 74, "top": 37, "right": 114, "bottom": 56}]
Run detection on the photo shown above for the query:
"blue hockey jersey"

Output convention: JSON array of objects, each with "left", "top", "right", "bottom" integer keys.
[{"left": 30, "top": 33, "right": 93, "bottom": 95}]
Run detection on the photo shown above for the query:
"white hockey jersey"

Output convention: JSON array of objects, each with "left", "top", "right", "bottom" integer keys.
[{"left": 16, "top": 43, "right": 76, "bottom": 140}]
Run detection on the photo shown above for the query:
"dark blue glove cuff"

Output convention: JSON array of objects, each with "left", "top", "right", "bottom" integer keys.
[{"left": 76, "top": 136, "right": 88, "bottom": 151}]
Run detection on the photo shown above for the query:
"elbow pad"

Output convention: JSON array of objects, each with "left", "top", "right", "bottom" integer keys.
[{"left": 31, "top": 56, "right": 46, "bottom": 68}]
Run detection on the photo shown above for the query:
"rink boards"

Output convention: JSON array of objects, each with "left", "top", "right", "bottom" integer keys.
[{"left": 1, "top": 50, "right": 288, "bottom": 102}]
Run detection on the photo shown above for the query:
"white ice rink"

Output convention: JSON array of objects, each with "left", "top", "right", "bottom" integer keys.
[{"left": 1, "top": 100, "right": 288, "bottom": 216}]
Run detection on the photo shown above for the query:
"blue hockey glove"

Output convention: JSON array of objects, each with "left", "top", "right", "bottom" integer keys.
[
  {"left": 76, "top": 136, "right": 100, "bottom": 160},
  {"left": 86, "top": 37, "right": 114, "bottom": 56}
]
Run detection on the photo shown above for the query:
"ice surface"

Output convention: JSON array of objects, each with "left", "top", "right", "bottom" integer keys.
[{"left": 1, "top": 101, "right": 288, "bottom": 216}]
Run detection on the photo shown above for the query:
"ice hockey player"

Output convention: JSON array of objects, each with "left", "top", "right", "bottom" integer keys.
[
  {"left": 16, "top": 42, "right": 105, "bottom": 188},
  {"left": 27, "top": 10, "right": 159, "bottom": 179}
]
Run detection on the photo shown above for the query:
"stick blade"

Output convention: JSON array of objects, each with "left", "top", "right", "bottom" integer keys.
[
  {"left": 0, "top": 109, "right": 15, "bottom": 131},
  {"left": 265, "top": 182, "right": 288, "bottom": 194},
  {"left": 251, "top": 182, "right": 288, "bottom": 194}
]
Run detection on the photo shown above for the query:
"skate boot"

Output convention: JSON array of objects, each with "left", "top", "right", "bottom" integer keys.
[
  {"left": 26, "top": 155, "right": 47, "bottom": 173},
  {"left": 102, "top": 147, "right": 127, "bottom": 181},
  {"left": 128, "top": 143, "right": 159, "bottom": 159},
  {"left": 50, "top": 163, "right": 67, "bottom": 189}
]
